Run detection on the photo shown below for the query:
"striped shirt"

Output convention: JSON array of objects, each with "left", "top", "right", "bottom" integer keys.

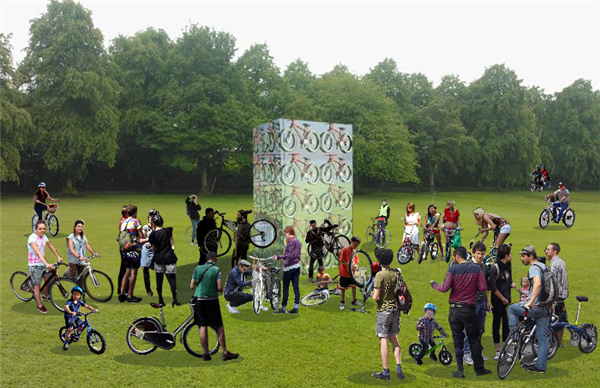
[
  {"left": 416, "top": 316, "right": 447, "bottom": 341},
  {"left": 431, "top": 262, "right": 487, "bottom": 306},
  {"left": 550, "top": 255, "right": 569, "bottom": 299}
]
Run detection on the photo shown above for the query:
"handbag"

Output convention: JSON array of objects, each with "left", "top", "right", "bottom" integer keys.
[{"left": 452, "top": 229, "right": 462, "bottom": 249}]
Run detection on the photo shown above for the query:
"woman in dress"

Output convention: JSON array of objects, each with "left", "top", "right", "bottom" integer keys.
[
  {"left": 404, "top": 203, "right": 421, "bottom": 255},
  {"left": 148, "top": 214, "right": 180, "bottom": 307}
]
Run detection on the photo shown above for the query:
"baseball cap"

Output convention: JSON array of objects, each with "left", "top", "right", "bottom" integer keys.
[
  {"left": 519, "top": 246, "right": 536, "bottom": 256},
  {"left": 558, "top": 182, "right": 565, "bottom": 187},
  {"left": 239, "top": 259, "right": 251, "bottom": 267}
]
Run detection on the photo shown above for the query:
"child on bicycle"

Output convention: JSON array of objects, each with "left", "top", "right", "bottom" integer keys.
[
  {"left": 63, "top": 286, "right": 97, "bottom": 350},
  {"left": 415, "top": 303, "right": 448, "bottom": 365}
]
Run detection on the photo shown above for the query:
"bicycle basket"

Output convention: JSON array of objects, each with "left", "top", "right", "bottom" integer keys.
[{"left": 47, "top": 204, "right": 58, "bottom": 213}]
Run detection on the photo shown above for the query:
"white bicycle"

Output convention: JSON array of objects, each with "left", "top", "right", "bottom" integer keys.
[{"left": 249, "top": 252, "right": 281, "bottom": 315}]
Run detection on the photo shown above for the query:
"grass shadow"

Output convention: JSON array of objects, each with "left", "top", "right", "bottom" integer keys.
[
  {"left": 423, "top": 365, "right": 568, "bottom": 381},
  {"left": 10, "top": 300, "right": 64, "bottom": 316},
  {"left": 49, "top": 344, "right": 95, "bottom": 356},
  {"left": 113, "top": 350, "right": 243, "bottom": 367},
  {"left": 347, "top": 372, "right": 417, "bottom": 385},
  {"left": 229, "top": 310, "right": 299, "bottom": 323}
]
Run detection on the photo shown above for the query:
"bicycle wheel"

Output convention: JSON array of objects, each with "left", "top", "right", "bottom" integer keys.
[
  {"left": 250, "top": 219, "right": 276, "bottom": 248},
  {"left": 579, "top": 324, "right": 597, "bottom": 353},
  {"left": 348, "top": 249, "right": 373, "bottom": 289},
  {"left": 439, "top": 349, "right": 453, "bottom": 365},
  {"left": 10, "top": 271, "right": 34, "bottom": 302},
  {"left": 308, "top": 240, "right": 327, "bottom": 260},
  {"left": 282, "top": 197, "right": 298, "bottom": 218},
  {"left": 320, "top": 192, "right": 334, "bottom": 213},
  {"left": 47, "top": 214, "right": 59, "bottom": 237},
  {"left": 340, "top": 133, "right": 352, "bottom": 153},
  {"left": 332, "top": 235, "right": 350, "bottom": 260},
  {"left": 339, "top": 220, "right": 352, "bottom": 236},
  {"left": 300, "top": 291, "right": 329, "bottom": 307},
  {"left": 374, "top": 230, "right": 391, "bottom": 248},
  {"left": 126, "top": 317, "right": 162, "bottom": 355},
  {"left": 530, "top": 330, "right": 558, "bottom": 360},
  {"left": 269, "top": 277, "right": 281, "bottom": 310},
  {"left": 320, "top": 132, "right": 334, "bottom": 153},
  {"left": 397, "top": 245, "right": 413, "bottom": 265},
  {"left": 305, "top": 132, "right": 319, "bottom": 153},
  {"left": 83, "top": 270, "right": 114, "bottom": 302},
  {"left": 59, "top": 326, "right": 76, "bottom": 344},
  {"left": 182, "top": 323, "right": 220, "bottom": 357},
  {"left": 539, "top": 209, "right": 550, "bottom": 229},
  {"left": 253, "top": 277, "right": 264, "bottom": 315},
  {"left": 262, "top": 132, "right": 274, "bottom": 152},
  {"left": 365, "top": 225, "right": 375, "bottom": 244},
  {"left": 185, "top": 226, "right": 193, "bottom": 243},
  {"left": 418, "top": 242, "right": 427, "bottom": 264},
  {"left": 529, "top": 182, "right": 536, "bottom": 192},
  {"left": 339, "top": 165, "right": 352, "bottom": 183},
  {"left": 305, "top": 164, "right": 320, "bottom": 185},
  {"left": 563, "top": 208, "right": 575, "bottom": 228},
  {"left": 50, "top": 277, "right": 82, "bottom": 312},
  {"left": 444, "top": 241, "right": 452, "bottom": 262},
  {"left": 306, "top": 194, "right": 320, "bottom": 214},
  {"left": 280, "top": 129, "right": 297, "bottom": 152},
  {"left": 281, "top": 164, "right": 297, "bottom": 186},
  {"left": 498, "top": 332, "right": 520, "bottom": 380},
  {"left": 340, "top": 192, "right": 352, "bottom": 210},
  {"left": 87, "top": 329, "right": 106, "bottom": 354},
  {"left": 31, "top": 214, "right": 39, "bottom": 233},
  {"left": 408, "top": 343, "right": 422, "bottom": 359},
  {"left": 204, "top": 228, "right": 232, "bottom": 257},
  {"left": 430, "top": 242, "right": 439, "bottom": 260},
  {"left": 320, "top": 163, "right": 334, "bottom": 184}
]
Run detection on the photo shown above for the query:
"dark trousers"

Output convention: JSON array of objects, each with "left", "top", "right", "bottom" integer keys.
[
  {"left": 282, "top": 267, "right": 300, "bottom": 308},
  {"left": 117, "top": 248, "right": 127, "bottom": 295},
  {"left": 492, "top": 301, "right": 509, "bottom": 344},
  {"left": 449, "top": 306, "right": 485, "bottom": 371},
  {"left": 376, "top": 220, "right": 387, "bottom": 245},
  {"left": 308, "top": 256, "right": 324, "bottom": 279},
  {"left": 224, "top": 291, "right": 253, "bottom": 307},
  {"left": 198, "top": 249, "right": 207, "bottom": 266},
  {"left": 233, "top": 245, "right": 249, "bottom": 268},
  {"left": 416, "top": 339, "right": 435, "bottom": 361}
]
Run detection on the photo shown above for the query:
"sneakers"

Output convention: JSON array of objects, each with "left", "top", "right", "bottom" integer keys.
[
  {"left": 429, "top": 352, "right": 438, "bottom": 361},
  {"left": 127, "top": 296, "right": 143, "bottom": 303},
  {"left": 482, "top": 353, "right": 490, "bottom": 361},
  {"left": 62, "top": 342, "right": 69, "bottom": 351},
  {"left": 372, "top": 372, "right": 391, "bottom": 381},
  {"left": 452, "top": 370, "right": 465, "bottom": 378},
  {"left": 118, "top": 294, "right": 127, "bottom": 303},
  {"left": 37, "top": 305, "right": 48, "bottom": 313},
  {"left": 273, "top": 307, "right": 286, "bottom": 314},
  {"left": 308, "top": 277, "right": 314, "bottom": 283},
  {"left": 42, "top": 294, "right": 51, "bottom": 302},
  {"left": 397, "top": 370, "right": 405, "bottom": 380},
  {"left": 227, "top": 304, "right": 240, "bottom": 314},
  {"left": 222, "top": 351, "right": 239, "bottom": 361},
  {"left": 287, "top": 308, "right": 299, "bottom": 315},
  {"left": 202, "top": 353, "right": 212, "bottom": 361},
  {"left": 476, "top": 368, "right": 492, "bottom": 376},
  {"left": 339, "top": 301, "right": 346, "bottom": 310},
  {"left": 351, "top": 300, "right": 363, "bottom": 306},
  {"left": 525, "top": 365, "right": 546, "bottom": 374},
  {"left": 262, "top": 306, "right": 268, "bottom": 312},
  {"left": 415, "top": 358, "right": 423, "bottom": 365},
  {"left": 464, "top": 354, "right": 474, "bottom": 366},
  {"left": 493, "top": 351, "right": 500, "bottom": 361}
]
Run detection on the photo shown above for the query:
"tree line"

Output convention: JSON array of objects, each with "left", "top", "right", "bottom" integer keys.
[{"left": 2, "top": 0, "right": 600, "bottom": 195}]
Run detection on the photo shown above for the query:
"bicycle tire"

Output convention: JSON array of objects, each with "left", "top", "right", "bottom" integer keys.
[
  {"left": 282, "top": 197, "right": 298, "bottom": 218},
  {"left": 204, "top": 228, "right": 232, "bottom": 257},
  {"left": 31, "top": 214, "right": 39, "bottom": 233},
  {"left": 306, "top": 164, "right": 320, "bottom": 185},
  {"left": 339, "top": 165, "right": 352, "bottom": 183},
  {"left": 250, "top": 219, "right": 277, "bottom": 249},
  {"left": 320, "top": 132, "right": 334, "bottom": 153},
  {"left": 439, "top": 349, "right": 453, "bottom": 365},
  {"left": 444, "top": 241, "right": 452, "bottom": 262},
  {"left": 83, "top": 270, "right": 114, "bottom": 302},
  {"left": 563, "top": 208, "right": 575, "bottom": 228},
  {"left": 47, "top": 214, "right": 59, "bottom": 237},
  {"left": 332, "top": 235, "right": 350, "bottom": 261},
  {"left": 253, "top": 276, "right": 264, "bottom": 315},
  {"left": 306, "top": 194, "right": 320, "bottom": 214},
  {"left": 431, "top": 242, "right": 439, "bottom": 260},
  {"left": 300, "top": 291, "right": 329, "bottom": 307},
  {"left": 126, "top": 317, "right": 162, "bottom": 355},
  {"left": 280, "top": 129, "right": 297, "bottom": 152},
  {"left": 397, "top": 245, "right": 413, "bottom": 265},
  {"left": 87, "top": 329, "right": 106, "bottom": 354},
  {"left": 348, "top": 249, "right": 373, "bottom": 289},
  {"left": 579, "top": 323, "right": 597, "bottom": 353},
  {"left": 185, "top": 226, "right": 193, "bottom": 243},
  {"left": 269, "top": 277, "right": 281, "bottom": 310},
  {"left": 418, "top": 242, "right": 427, "bottom": 264},
  {"left": 281, "top": 164, "right": 297, "bottom": 186},
  {"left": 374, "top": 230, "right": 391, "bottom": 248},
  {"left": 320, "top": 192, "right": 334, "bottom": 213},
  {"left": 340, "top": 133, "right": 353, "bottom": 153},
  {"left": 182, "top": 323, "right": 220, "bottom": 357},
  {"left": 539, "top": 209, "right": 550, "bottom": 229},
  {"left": 262, "top": 132, "right": 274, "bottom": 152},
  {"left": 408, "top": 342, "right": 422, "bottom": 359},
  {"left": 308, "top": 240, "right": 327, "bottom": 260},
  {"left": 529, "top": 182, "right": 536, "bottom": 192},
  {"left": 59, "top": 325, "right": 76, "bottom": 344},
  {"left": 531, "top": 330, "right": 559, "bottom": 360},
  {"left": 365, "top": 225, "right": 375, "bottom": 244},
  {"left": 339, "top": 220, "right": 352, "bottom": 236},
  {"left": 340, "top": 192, "right": 352, "bottom": 210},
  {"left": 305, "top": 132, "right": 319, "bottom": 152},
  {"left": 10, "top": 271, "right": 34, "bottom": 302},
  {"left": 497, "top": 331, "right": 521, "bottom": 380},
  {"left": 50, "top": 277, "right": 82, "bottom": 312},
  {"left": 320, "top": 163, "right": 334, "bottom": 184}
]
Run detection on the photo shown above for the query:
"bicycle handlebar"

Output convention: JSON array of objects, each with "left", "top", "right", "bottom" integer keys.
[{"left": 76, "top": 311, "right": 98, "bottom": 317}]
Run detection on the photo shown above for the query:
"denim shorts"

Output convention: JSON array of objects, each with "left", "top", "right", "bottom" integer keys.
[
  {"left": 28, "top": 265, "right": 50, "bottom": 286},
  {"left": 140, "top": 247, "right": 154, "bottom": 268},
  {"left": 376, "top": 308, "right": 401, "bottom": 338},
  {"left": 499, "top": 224, "right": 511, "bottom": 234}
]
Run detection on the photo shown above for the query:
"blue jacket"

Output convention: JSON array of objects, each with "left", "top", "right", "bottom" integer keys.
[{"left": 224, "top": 266, "right": 253, "bottom": 295}]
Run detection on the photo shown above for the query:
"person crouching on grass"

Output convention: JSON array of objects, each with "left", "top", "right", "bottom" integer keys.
[
  {"left": 370, "top": 248, "right": 405, "bottom": 381},
  {"left": 63, "top": 286, "right": 97, "bottom": 350}
]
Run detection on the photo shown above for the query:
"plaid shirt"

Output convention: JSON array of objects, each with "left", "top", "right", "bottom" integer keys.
[
  {"left": 550, "top": 255, "right": 569, "bottom": 300},
  {"left": 416, "top": 317, "right": 447, "bottom": 341}
]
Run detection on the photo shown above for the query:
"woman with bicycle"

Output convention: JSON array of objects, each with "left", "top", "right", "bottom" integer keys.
[
  {"left": 140, "top": 209, "right": 159, "bottom": 297},
  {"left": 424, "top": 204, "right": 443, "bottom": 259},
  {"left": 273, "top": 226, "right": 301, "bottom": 315},
  {"left": 404, "top": 203, "right": 421, "bottom": 256},
  {"left": 67, "top": 220, "right": 98, "bottom": 281},
  {"left": 148, "top": 214, "right": 180, "bottom": 307},
  {"left": 442, "top": 200, "right": 461, "bottom": 250},
  {"left": 33, "top": 182, "right": 58, "bottom": 220},
  {"left": 28, "top": 220, "right": 63, "bottom": 313},
  {"left": 489, "top": 244, "right": 514, "bottom": 360},
  {"left": 472, "top": 208, "right": 511, "bottom": 247}
]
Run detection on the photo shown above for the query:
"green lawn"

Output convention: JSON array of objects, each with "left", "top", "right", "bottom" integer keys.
[{"left": 1, "top": 191, "right": 599, "bottom": 387}]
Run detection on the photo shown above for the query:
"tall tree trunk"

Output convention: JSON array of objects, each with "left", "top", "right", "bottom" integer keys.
[
  {"left": 429, "top": 161, "right": 435, "bottom": 193},
  {"left": 200, "top": 163, "right": 209, "bottom": 195}
]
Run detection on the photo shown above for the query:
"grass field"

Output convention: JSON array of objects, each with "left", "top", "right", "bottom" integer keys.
[{"left": 1, "top": 191, "right": 599, "bottom": 388}]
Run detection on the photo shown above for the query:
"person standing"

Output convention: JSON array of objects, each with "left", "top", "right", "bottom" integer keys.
[
  {"left": 273, "top": 226, "right": 301, "bottom": 315},
  {"left": 232, "top": 210, "right": 251, "bottom": 268},
  {"left": 185, "top": 194, "right": 201, "bottom": 244},
  {"left": 430, "top": 246, "right": 491, "bottom": 378},
  {"left": 442, "top": 200, "right": 461, "bottom": 250},
  {"left": 66, "top": 220, "right": 98, "bottom": 282},
  {"left": 305, "top": 220, "right": 323, "bottom": 282},
  {"left": 149, "top": 214, "right": 180, "bottom": 307},
  {"left": 117, "top": 205, "right": 129, "bottom": 296},
  {"left": 196, "top": 208, "right": 217, "bottom": 265},
  {"left": 190, "top": 251, "right": 239, "bottom": 361},
  {"left": 338, "top": 236, "right": 362, "bottom": 310},
  {"left": 463, "top": 241, "right": 491, "bottom": 365},
  {"left": 375, "top": 199, "right": 390, "bottom": 246},
  {"left": 545, "top": 182, "right": 570, "bottom": 223},
  {"left": 508, "top": 246, "right": 552, "bottom": 373},
  {"left": 488, "top": 244, "right": 514, "bottom": 360},
  {"left": 139, "top": 209, "right": 159, "bottom": 297},
  {"left": 118, "top": 205, "right": 145, "bottom": 303},
  {"left": 33, "top": 182, "right": 59, "bottom": 220},
  {"left": 545, "top": 243, "right": 568, "bottom": 347},
  {"left": 404, "top": 203, "right": 421, "bottom": 255},
  {"left": 370, "top": 248, "right": 404, "bottom": 381}
]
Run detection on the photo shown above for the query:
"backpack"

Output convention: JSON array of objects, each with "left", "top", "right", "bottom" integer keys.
[
  {"left": 117, "top": 218, "right": 134, "bottom": 250},
  {"left": 530, "top": 262, "right": 559, "bottom": 306},
  {"left": 393, "top": 269, "right": 412, "bottom": 315}
]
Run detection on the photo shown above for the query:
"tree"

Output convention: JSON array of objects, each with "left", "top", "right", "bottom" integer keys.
[
  {"left": 279, "top": 59, "right": 318, "bottom": 119},
  {"left": 19, "top": 0, "right": 119, "bottom": 192},
  {"left": 0, "top": 33, "right": 34, "bottom": 183},
  {"left": 364, "top": 58, "right": 411, "bottom": 114}
]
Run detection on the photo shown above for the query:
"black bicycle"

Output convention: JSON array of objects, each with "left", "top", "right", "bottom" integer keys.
[
  {"left": 59, "top": 311, "right": 106, "bottom": 354},
  {"left": 347, "top": 249, "right": 376, "bottom": 313},
  {"left": 419, "top": 226, "right": 439, "bottom": 264},
  {"left": 366, "top": 218, "right": 391, "bottom": 248},
  {"left": 307, "top": 224, "right": 350, "bottom": 262},
  {"left": 539, "top": 195, "right": 575, "bottom": 229}
]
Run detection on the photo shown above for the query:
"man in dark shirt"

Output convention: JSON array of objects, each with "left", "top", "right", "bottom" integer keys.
[
  {"left": 233, "top": 210, "right": 252, "bottom": 268},
  {"left": 305, "top": 219, "right": 338, "bottom": 282},
  {"left": 430, "top": 246, "right": 491, "bottom": 378},
  {"left": 196, "top": 208, "right": 217, "bottom": 265}
]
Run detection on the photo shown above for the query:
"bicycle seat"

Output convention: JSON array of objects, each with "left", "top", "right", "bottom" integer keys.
[
  {"left": 270, "top": 267, "right": 281, "bottom": 274},
  {"left": 576, "top": 296, "right": 589, "bottom": 302},
  {"left": 150, "top": 303, "right": 166, "bottom": 308}
]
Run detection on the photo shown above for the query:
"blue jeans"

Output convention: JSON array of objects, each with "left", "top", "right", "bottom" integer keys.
[
  {"left": 376, "top": 220, "right": 387, "bottom": 245},
  {"left": 464, "top": 298, "right": 487, "bottom": 354},
  {"left": 190, "top": 218, "right": 199, "bottom": 241},
  {"left": 508, "top": 302, "right": 551, "bottom": 371},
  {"left": 552, "top": 202, "right": 569, "bottom": 221},
  {"left": 282, "top": 267, "right": 300, "bottom": 308},
  {"left": 34, "top": 204, "right": 47, "bottom": 219}
]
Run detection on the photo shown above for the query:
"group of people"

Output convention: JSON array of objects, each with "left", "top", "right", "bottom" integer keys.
[{"left": 531, "top": 165, "right": 551, "bottom": 191}]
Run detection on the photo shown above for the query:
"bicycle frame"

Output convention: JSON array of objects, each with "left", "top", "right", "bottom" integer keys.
[{"left": 63, "top": 254, "right": 99, "bottom": 285}]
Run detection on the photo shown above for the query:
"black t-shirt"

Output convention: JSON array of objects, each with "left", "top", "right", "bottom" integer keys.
[{"left": 149, "top": 227, "right": 178, "bottom": 265}]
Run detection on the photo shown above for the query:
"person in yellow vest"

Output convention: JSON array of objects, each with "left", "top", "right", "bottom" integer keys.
[{"left": 376, "top": 199, "right": 390, "bottom": 246}]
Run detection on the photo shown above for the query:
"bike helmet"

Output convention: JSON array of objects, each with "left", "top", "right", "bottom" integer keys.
[
  {"left": 536, "top": 166, "right": 539, "bottom": 169},
  {"left": 71, "top": 286, "right": 84, "bottom": 296},
  {"left": 542, "top": 166, "right": 545, "bottom": 169},
  {"left": 149, "top": 209, "right": 159, "bottom": 216},
  {"left": 38, "top": 182, "right": 46, "bottom": 187},
  {"left": 424, "top": 303, "right": 437, "bottom": 313}
]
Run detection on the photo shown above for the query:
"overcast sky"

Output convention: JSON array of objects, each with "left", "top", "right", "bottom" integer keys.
[{"left": 1, "top": 0, "right": 599, "bottom": 94}]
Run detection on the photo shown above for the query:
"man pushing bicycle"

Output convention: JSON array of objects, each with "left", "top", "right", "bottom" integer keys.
[{"left": 375, "top": 199, "right": 390, "bottom": 246}]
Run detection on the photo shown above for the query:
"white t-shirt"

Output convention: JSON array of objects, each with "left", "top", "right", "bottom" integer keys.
[
  {"left": 554, "top": 188, "right": 570, "bottom": 205},
  {"left": 28, "top": 233, "right": 49, "bottom": 266}
]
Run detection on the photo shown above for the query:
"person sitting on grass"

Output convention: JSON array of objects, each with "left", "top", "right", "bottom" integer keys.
[
  {"left": 314, "top": 266, "right": 333, "bottom": 295},
  {"left": 63, "top": 286, "right": 97, "bottom": 351},
  {"left": 415, "top": 303, "right": 448, "bottom": 365}
]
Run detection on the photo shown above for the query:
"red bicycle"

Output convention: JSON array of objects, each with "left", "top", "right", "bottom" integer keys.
[
  {"left": 280, "top": 120, "right": 319, "bottom": 152},
  {"left": 282, "top": 153, "right": 320, "bottom": 185},
  {"left": 320, "top": 184, "right": 352, "bottom": 213},
  {"left": 320, "top": 154, "right": 352, "bottom": 184},
  {"left": 321, "top": 123, "right": 352, "bottom": 153}
]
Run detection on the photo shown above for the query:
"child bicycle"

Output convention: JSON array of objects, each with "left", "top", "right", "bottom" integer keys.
[
  {"left": 59, "top": 311, "right": 106, "bottom": 354},
  {"left": 551, "top": 296, "right": 597, "bottom": 354},
  {"left": 126, "top": 298, "right": 220, "bottom": 357},
  {"left": 409, "top": 336, "right": 453, "bottom": 365},
  {"left": 397, "top": 218, "right": 418, "bottom": 265},
  {"left": 442, "top": 227, "right": 462, "bottom": 263},
  {"left": 61, "top": 254, "right": 114, "bottom": 302},
  {"left": 418, "top": 226, "right": 439, "bottom": 264},
  {"left": 248, "top": 253, "right": 282, "bottom": 315}
]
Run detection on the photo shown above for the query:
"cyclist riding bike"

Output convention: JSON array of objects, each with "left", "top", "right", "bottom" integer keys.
[
  {"left": 545, "top": 182, "right": 570, "bottom": 223},
  {"left": 540, "top": 166, "right": 550, "bottom": 186},
  {"left": 424, "top": 204, "right": 443, "bottom": 258},
  {"left": 472, "top": 207, "right": 511, "bottom": 247},
  {"left": 530, "top": 166, "right": 542, "bottom": 191},
  {"left": 375, "top": 199, "right": 390, "bottom": 246},
  {"left": 33, "top": 182, "right": 59, "bottom": 220}
]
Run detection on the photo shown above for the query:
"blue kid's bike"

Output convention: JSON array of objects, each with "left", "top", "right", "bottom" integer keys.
[
  {"left": 551, "top": 296, "right": 597, "bottom": 354},
  {"left": 59, "top": 311, "right": 106, "bottom": 354}
]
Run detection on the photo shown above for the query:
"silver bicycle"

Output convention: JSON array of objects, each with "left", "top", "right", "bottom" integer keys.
[
  {"left": 61, "top": 254, "right": 113, "bottom": 302},
  {"left": 248, "top": 252, "right": 281, "bottom": 315}
]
